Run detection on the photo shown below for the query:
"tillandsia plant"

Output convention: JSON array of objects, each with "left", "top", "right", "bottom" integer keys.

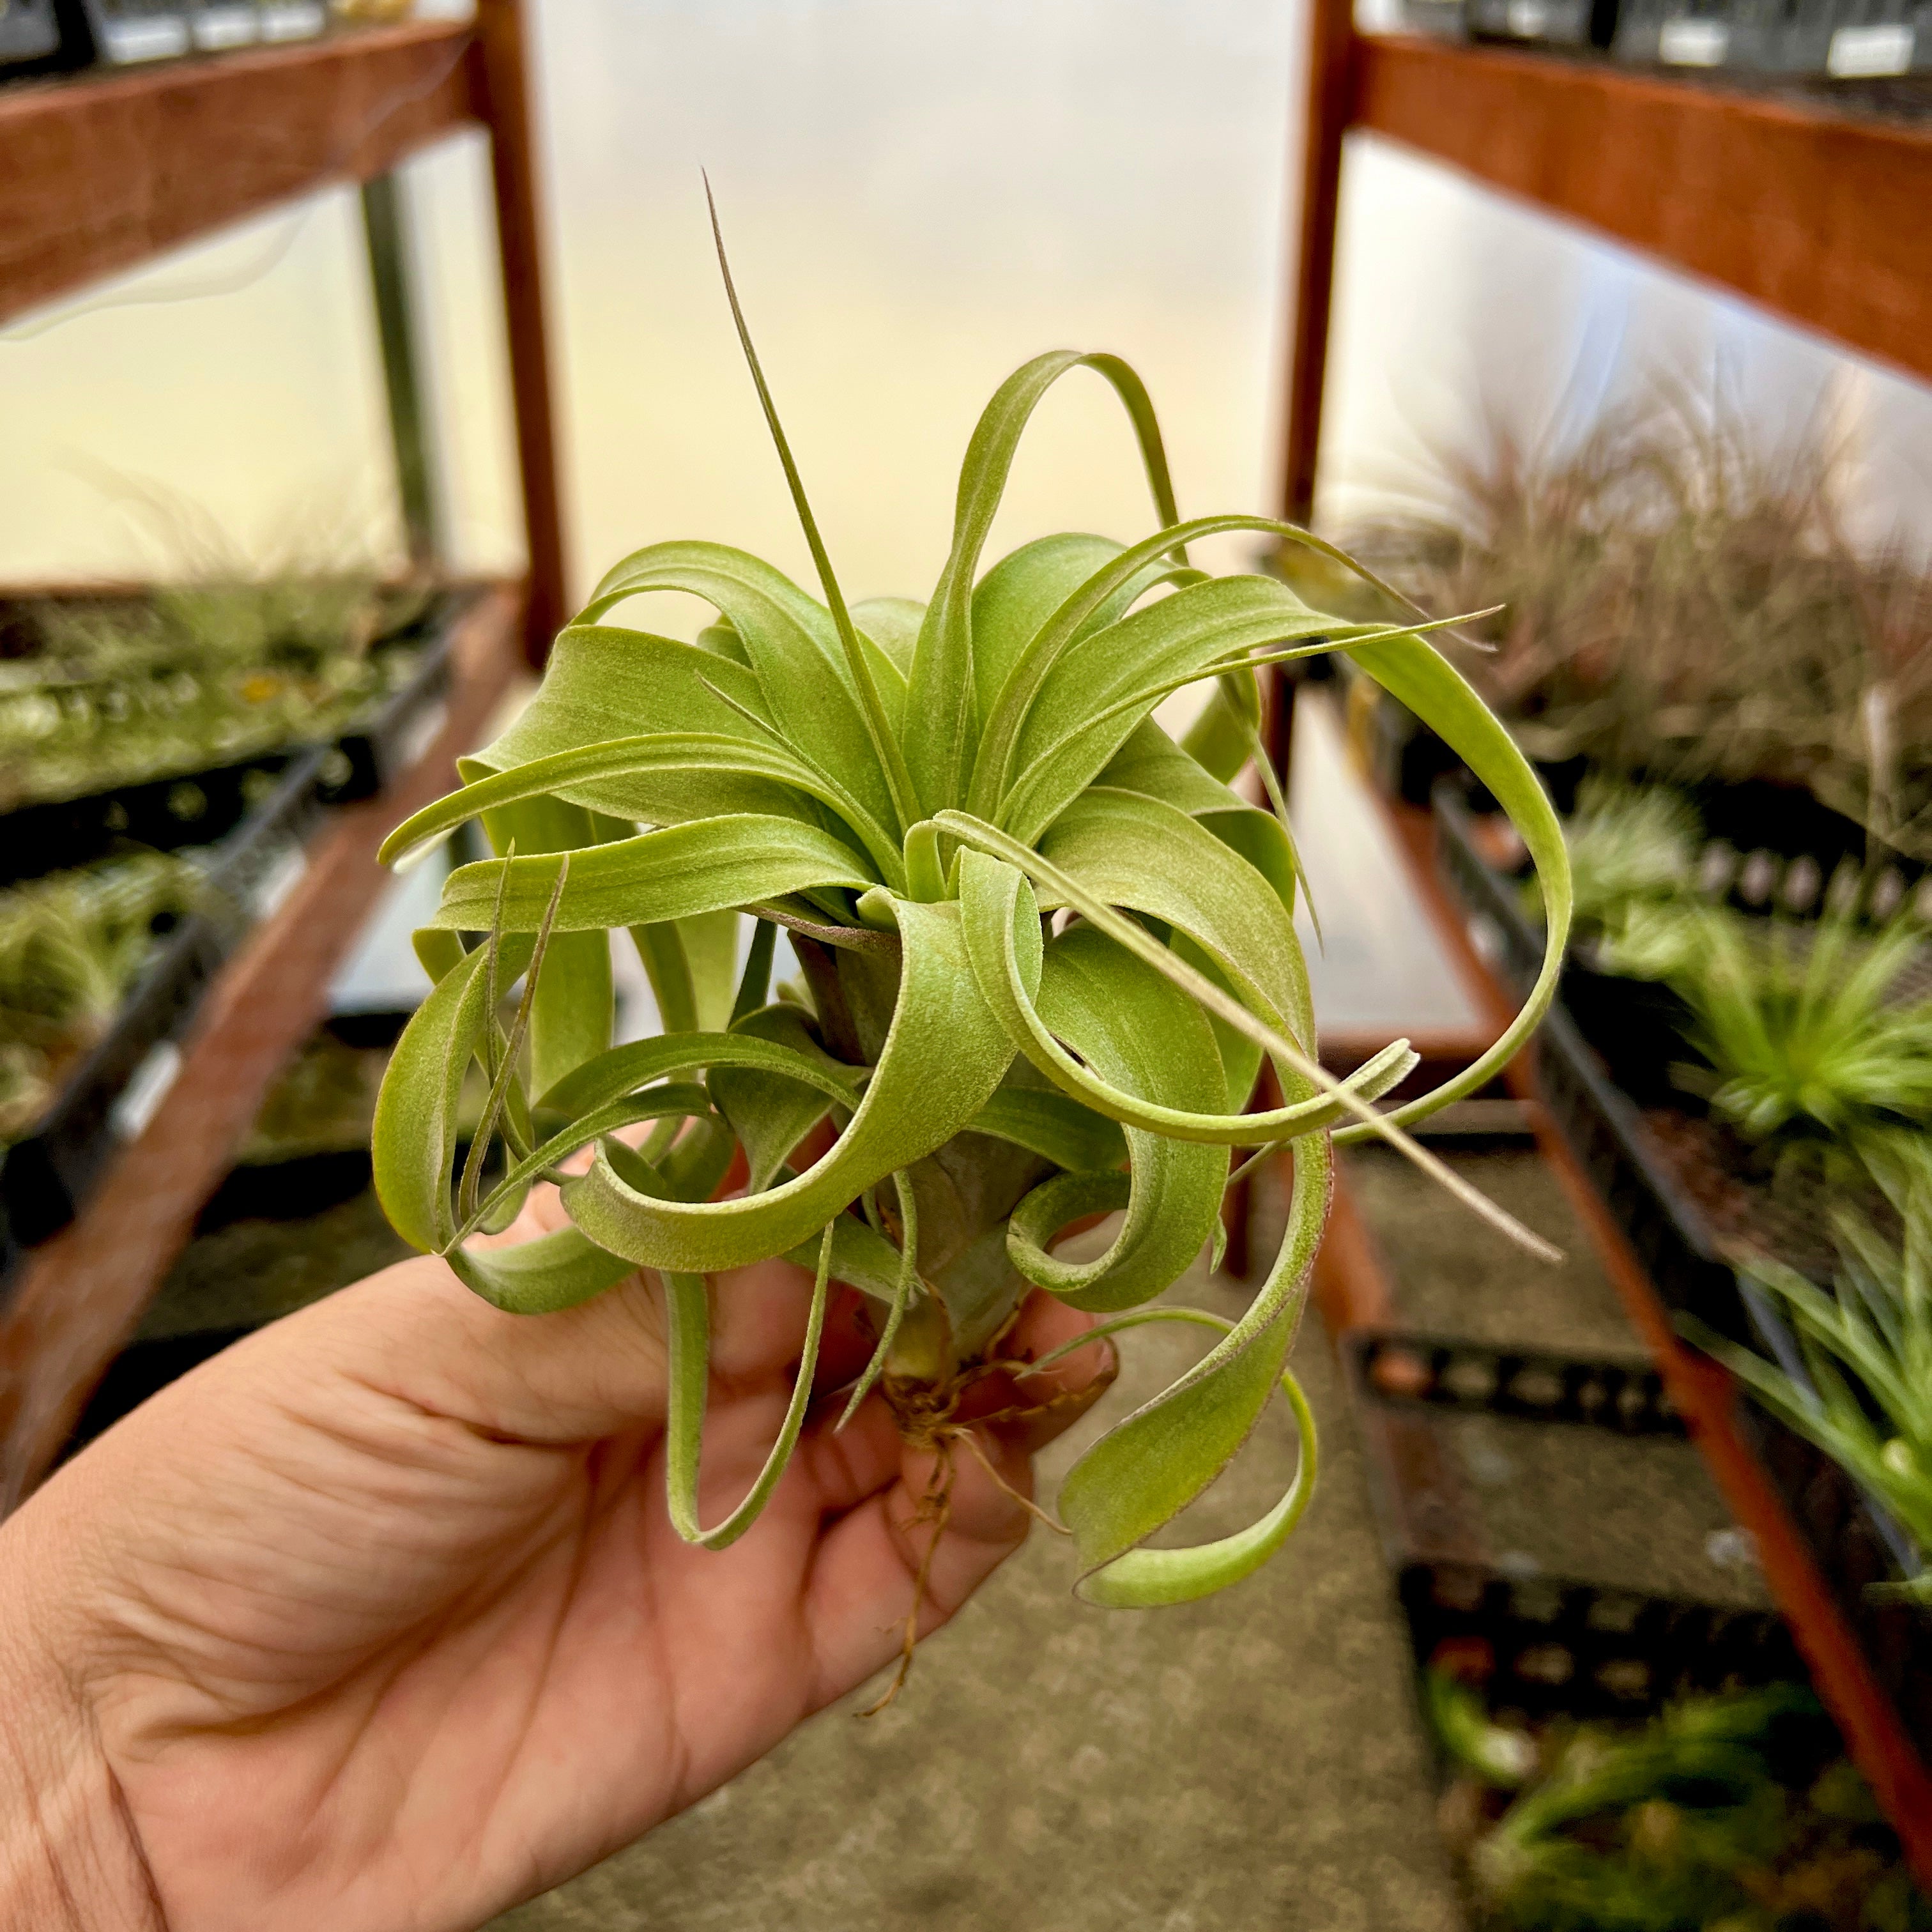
[
  {"left": 371, "top": 211, "right": 1572, "bottom": 1658},
  {"left": 1321, "top": 388, "right": 1932, "bottom": 860},
  {"left": 1558, "top": 776, "right": 1700, "bottom": 933},
  {"left": 1429, "top": 1675, "right": 1927, "bottom": 1932},
  {"left": 1693, "top": 1143, "right": 1932, "bottom": 1600},
  {"left": 1668, "top": 909, "right": 1932, "bottom": 1164}
]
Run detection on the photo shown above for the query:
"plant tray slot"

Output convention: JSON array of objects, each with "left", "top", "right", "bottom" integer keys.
[
  {"left": 1354, "top": 1330, "right": 1683, "bottom": 1436},
  {"left": 1346, "top": 1330, "right": 1801, "bottom": 1719},
  {"left": 0, "top": 747, "right": 328, "bottom": 1281}
]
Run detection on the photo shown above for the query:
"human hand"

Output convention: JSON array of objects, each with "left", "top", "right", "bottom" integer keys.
[{"left": 0, "top": 1195, "right": 1103, "bottom": 1932}]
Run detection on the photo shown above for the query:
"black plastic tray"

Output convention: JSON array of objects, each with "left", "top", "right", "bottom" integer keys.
[
  {"left": 1346, "top": 1329, "right": 1804, "bottom": 1718},
  {"left": 1439, "top": 767, "right": 1926, "bottom": 939},
  {"left": 0, "top": 746, "right": 328, "bottom": 1265},
  {"left": 59, "top": 1146, "right": 388, "bottom": 1458},
  {"left": 0, "top": 0, "right": 62, "bottom": 65},
  {"left": 1467, "top": 0, "right": 1619, "bottom": 50}
]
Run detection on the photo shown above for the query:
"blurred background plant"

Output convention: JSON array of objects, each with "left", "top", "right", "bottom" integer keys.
[
  {"left": 0, "top": 849, "right": 201, "bottom": 1144},
  {"left": 1427, "top": 1669, "right": 1932, "bottom": 1932},
  {"left": 0, "top": 486, "right": 436, "bottom": 815},
  {"left": 1693, "top": 1146, "right": 1932, "bottom": 1602},
  {"left": 0, "top": 575, "right": 433, "bottom": 814},
  {"left": 1315, "top": 387, "right": 1932, "bottom": 861},
  {"left": 1667, "top": 914, "right": 1932, "bottom": 1170}
]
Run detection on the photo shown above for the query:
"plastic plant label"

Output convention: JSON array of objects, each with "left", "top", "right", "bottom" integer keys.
[
  {"left": 100, "top": 11, "right": 190, "bottom": 59},
  {"left": 1659, "top": 16, "right": 1729, "bottom": 63},
  {"left": 191, "top": 3, "right": 257, "bottom": 47},
  {"left": 111, "top": 1041, "right": 183, "bottom": 1142},
  {"left": 258, "top": 0, "right": 323, "bottom": 38},
  {"left": 249, "top": 843, "right": 309, "bottom": 923},
  {"left": 1828, "top": 21, "right": 1913, "bottom": 73}
]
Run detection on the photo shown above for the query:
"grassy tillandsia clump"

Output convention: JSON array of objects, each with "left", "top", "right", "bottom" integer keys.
[
  {"left": 1692, "top": 1144, "right": 1932, "bottom": 1603},
  {"left": 1665, "top": 910, "right": 1932, "bottom": 1172},
  {"left": 371, "top": 218, "right": 1572, "bottom": 1646},
  {"left": 1320, "top": 393, "right": 1932, "bottom": 860}
]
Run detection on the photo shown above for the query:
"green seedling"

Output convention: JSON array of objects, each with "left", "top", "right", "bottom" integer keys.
[{"left": 1694, "top": 1142, "right": 1932, "bottom": 1600}]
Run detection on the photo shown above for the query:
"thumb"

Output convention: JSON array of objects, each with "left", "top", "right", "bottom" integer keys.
[{"left": 245, "top": 1248, "right": 825, "bottom": 1450}]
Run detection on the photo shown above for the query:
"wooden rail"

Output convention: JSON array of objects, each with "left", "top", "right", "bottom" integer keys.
[
  {"left": 0, "top": 19, "right": 479, "bottom": 328},
  {"left": 1356, "top": 38, "right": 1932, "bottom": 387},
  {"left": 1279, "top": 26, "right": 1932, "bottom": 522}
]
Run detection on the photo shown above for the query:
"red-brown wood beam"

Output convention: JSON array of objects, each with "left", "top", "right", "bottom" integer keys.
[
  {"left": 471, "top": 0, "right": 570, "bottom": 667},
  {"left": 1279, "top": 0, "right": 1358, "bottom": 526},
  {"left": 0, "top": 20, "right": 478, "bottom": 329},
  {"left": 1354, "top": 36, "right": 1932, "bottom": 388}
]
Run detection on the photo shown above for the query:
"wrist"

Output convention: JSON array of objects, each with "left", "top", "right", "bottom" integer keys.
[{"left": 0, "top": 1548, "right": 164, "bottom": 1929}]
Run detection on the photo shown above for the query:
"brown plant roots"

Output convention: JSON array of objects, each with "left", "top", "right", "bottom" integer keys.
[{"left": 857, "top": 1322, "right": 1117, "bottom": 1716}]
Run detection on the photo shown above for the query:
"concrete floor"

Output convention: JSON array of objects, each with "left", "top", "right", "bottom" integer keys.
[
  {"left": 1347, "top": 1142, "right": 1770, "bottom": 1612},
  {"left": 487, "top": 1178, "right": 1464, "bottom": 1932}
]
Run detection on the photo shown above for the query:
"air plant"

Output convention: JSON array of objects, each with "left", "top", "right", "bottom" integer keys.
[
  {"left": 370, "top": 211, "right": 1570, "bottom": 1664},
  {"left": 1521, "top": 774, "right": 1702, "bottom": 954},
  {"left": 0, "top": 849, "right": 200, "bottom": 1143},
  {"left": 1439, "top": 1678, "right": 1921, "bottom": 1932},
  {"left": 1693, "top": 1143, "right": 1932, "bottom": 1600},
  {"left": 1330, "top": 389, "right": 1932, "bottom": 860},
  {"left": 1668, "top": 910, "right": 1932, "bottom": 1157}
]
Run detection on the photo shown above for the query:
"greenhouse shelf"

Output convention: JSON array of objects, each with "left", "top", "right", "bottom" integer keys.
[
  {"left": 1326, "top": 791, "right": 1932, "bottom": 1881},
  {"left": 1279, "top": 6, "right": 1932, "bottom": 526},
  {"left": 0, "top": 16, "right": 475, "bottom": 328},
  {"left": 0, "top": 746, "right": 328, "bottom": 1260},
  {"left": 0, "top": 3, "right": 569, "bottom": 662},
  {"left": 0, "top": 581, "right": 526, "bottom": 1513}
]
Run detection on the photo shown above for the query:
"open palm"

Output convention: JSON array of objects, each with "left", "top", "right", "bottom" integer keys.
[{"left": 3, "top": 1225, "right": 1100, "bottom": 1932}]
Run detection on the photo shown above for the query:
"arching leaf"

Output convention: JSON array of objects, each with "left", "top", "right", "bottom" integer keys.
[
  {"left": 430, "top": 816, "right": 876, "bottom": 935},
  {"left": 660, "top": 1223, "right": 834, "bottom": 1549},
  {"left": 1001, "top": 928, "right": 1229, "bottom": 1311},
  {"left": 907, "top": 351, "right": 1183, "bottom": 814},
  {"left": 1055, "top": 1130, "right": 1331, "bottom": 1602}
]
